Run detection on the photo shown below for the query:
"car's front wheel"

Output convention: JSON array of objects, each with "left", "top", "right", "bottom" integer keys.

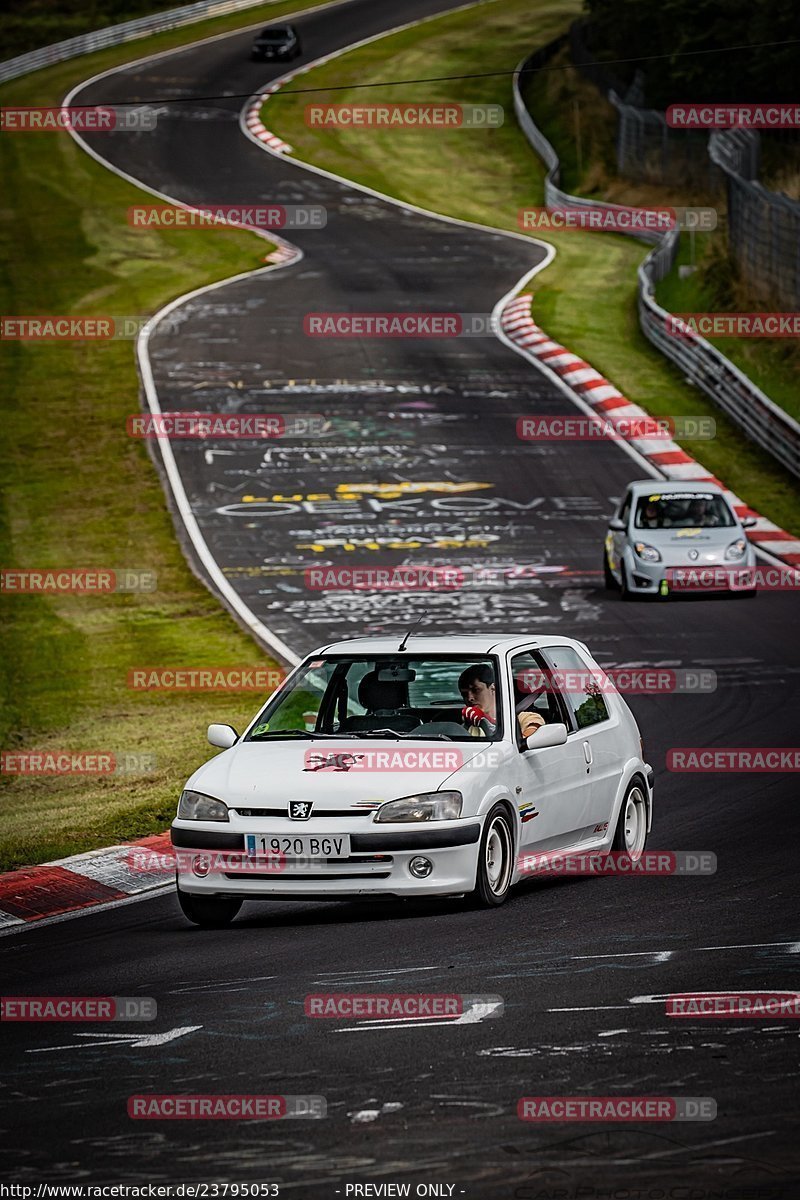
[
  {"left": 177, "top": 888, "right": 243, "bottom": 928},
  {"left": 472, "top": 804, "right": 515, "bottom": 907},
  {"left": 603, "top": 550, "right": 617, "bottom": 590},
  {"left": 612, "top": 781, "right": 648, "bottom": 860},
  {"left": 619, "top": 561, "right": 634, "bottom": 601}
]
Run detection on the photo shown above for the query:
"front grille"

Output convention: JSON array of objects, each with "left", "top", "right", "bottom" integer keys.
[
  {"left": 224, "top": 871, "right": 393, "bottom": 881},
  {"left": 223, "top": 854, "right": 393, "bottom": 880},
  {"left": 233, "top": 807, "right": 374, "bottom": 818}
]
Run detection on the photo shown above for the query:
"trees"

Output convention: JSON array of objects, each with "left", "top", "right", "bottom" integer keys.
[{"left": 582, "top": 0, "right": 800, "bottom": 106}]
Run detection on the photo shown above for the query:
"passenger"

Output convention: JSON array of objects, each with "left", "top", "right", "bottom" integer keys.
[{"left": 458, "top": 664, "right": 545, "bottom": 740}]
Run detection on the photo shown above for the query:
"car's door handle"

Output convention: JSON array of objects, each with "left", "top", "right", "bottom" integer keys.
[{"left": 583, "top": 741, "right": 593, "bottom": 768}]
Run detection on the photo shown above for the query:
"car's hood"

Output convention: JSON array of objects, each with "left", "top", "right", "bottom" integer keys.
[
  {"left": 633, "top": 526, "right": 741, "bottom": 563},
  {"left": 186, "top": 738, "right": 496, "bottom": 810}
]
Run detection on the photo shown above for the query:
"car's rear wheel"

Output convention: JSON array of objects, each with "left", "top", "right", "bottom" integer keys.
[
  {"left": 612, "top": 782, "right": 648, "bottom": 861},
  {"left": 472, "top": 804, "right": 514, "bottom": 907},
  {"left": 603, "top": 550, "right": 617, "bottom": 590},
  {"left": 177, "top": 888, "right": 242, "bottom": 928}
]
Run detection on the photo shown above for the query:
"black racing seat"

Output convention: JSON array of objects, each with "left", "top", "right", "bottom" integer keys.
[{"left": 339, "top": 670, "right": 419, "bottom": 733}]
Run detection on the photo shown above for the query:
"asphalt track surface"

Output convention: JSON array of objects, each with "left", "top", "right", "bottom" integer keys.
[{"left": 2, "top": 1, "right": 799, "bottom": 1195}]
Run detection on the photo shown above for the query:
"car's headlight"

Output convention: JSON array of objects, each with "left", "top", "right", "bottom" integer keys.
[
  {"left": 634, "top": 542, "right": 662, "bottom": 562},
  {"left": 374, "top": 791, "right": 463, "bottom": 823},
  {"left": 725, "top": 538, "right": 747, "bottom": 560},
  {"left": 178, "top": 790, "right": 229, "bottom": 822}
]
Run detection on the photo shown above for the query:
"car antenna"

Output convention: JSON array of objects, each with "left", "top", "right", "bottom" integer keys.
[{"left": 397, "top": 612, "right": 426, "bottom": 652}]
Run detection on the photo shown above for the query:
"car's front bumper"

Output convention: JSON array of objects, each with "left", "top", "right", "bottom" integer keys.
[
  {"left": 624, "top": 551, "right": 757, "bottom": 595},
  {"left": 171, "top": 820, "right": 482, "bottom": 899}
]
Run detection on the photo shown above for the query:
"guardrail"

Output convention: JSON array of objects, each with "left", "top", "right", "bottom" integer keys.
[
  {"left": 513, "top": 40, "right": 661, "bottom": 246},
  {"left": 0, "top": 0, "right": 281, "bottom": 84},
  {"left": 512, "top": 46, "right": 800, "bottom": 480},
  {"left": 637, "top": 239, "right": 800, "bottom": 479}
]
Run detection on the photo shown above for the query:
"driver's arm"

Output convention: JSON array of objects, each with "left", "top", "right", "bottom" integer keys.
[{"left": 518, "top": 711, "right": 545, "bottom": 740}]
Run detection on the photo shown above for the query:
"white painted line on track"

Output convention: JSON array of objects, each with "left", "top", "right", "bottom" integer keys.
[
  {"left": 570, "top": 940, "right": 800, "bottom": 959},
  {"left": 26, "top": 1026, "right": 203, "bottom": 1052}
]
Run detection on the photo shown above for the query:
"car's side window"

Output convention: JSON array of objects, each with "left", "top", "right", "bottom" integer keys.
[
  {"left": 541, "top": 646, "right": 610, "bottom": 730},
  {"left": 510, "top": 650, "right": 570, "bottom": 741}
]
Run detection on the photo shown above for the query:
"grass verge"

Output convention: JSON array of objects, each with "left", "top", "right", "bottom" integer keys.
[
  {"left": 0, "top": 0, "right": 336, "bottom": 872},
  {"left": 263, "top": 0, "right": 800, "bottom": 534}
]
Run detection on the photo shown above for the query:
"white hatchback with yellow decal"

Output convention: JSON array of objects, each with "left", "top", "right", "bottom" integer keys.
[{"left": 604, "top": 479, "right": 757, "bottom": 599}]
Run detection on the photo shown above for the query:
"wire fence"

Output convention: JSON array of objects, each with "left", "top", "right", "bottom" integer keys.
[
  {"left": 709, "top": 131, "right": 800, "bottom": 310},
  {"left": 513, "top": 46, "right": 800, "bottom": 480},
  {"left": 568, "top": 20, "right": 800, "bottom": 308}
]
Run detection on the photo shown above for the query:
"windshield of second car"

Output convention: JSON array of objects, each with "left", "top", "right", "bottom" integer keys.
[
  {"left": 244, "top": 656, "right": 503, "bottom": 741},
  {"left": 634, "top": 492, "right": 734, "bottom": 530}
]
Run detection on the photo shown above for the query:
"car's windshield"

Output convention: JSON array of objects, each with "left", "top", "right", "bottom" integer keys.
[
  {"left": 245, "top": 655, "right": 503, "bottom": 741},
  {"left": 633, "top": 492, "right": 734, "bottom": 530},
  {"left": 258, "top": 28, "right": 291, "bottom": 39}
]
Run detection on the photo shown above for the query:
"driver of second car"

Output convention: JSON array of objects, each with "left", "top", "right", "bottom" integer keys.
[{"left": 458, "top": 663, "right": 545, "bottom": 740}]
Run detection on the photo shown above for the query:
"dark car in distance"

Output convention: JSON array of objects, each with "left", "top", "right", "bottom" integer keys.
[{"left": 251, "top": 24, "right": 302, "bottom": 61}]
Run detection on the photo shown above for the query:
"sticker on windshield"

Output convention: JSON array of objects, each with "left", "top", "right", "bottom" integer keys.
[
  {"left": 252, "top": 722, "right": 270, "bottom": 735},
  {"left": 649, "top": 492, "right": 713, "bottom": 501}
]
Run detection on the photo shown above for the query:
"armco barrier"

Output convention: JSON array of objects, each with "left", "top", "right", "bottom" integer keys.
[
  {"left": 513, "top": 40, "right": 661, "bottom": 247},
  {"left": 513, "top": 48, "right": 800, "bottom": 480},
  {"left": 0, "top": 0, "right": 284, "bottom": 83},
  {"left": 637, "top": 237, "right": 800, "bottom": 480}
]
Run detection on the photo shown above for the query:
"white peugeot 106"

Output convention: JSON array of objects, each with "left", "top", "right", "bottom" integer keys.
[{"left": 171, "top": 636, "right": 654, "bottom": 926}]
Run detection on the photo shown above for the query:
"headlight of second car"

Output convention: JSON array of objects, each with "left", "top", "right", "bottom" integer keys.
[
  {"left": 177, "top": 790, "right": 229, "bottom": 821},
  {"left": 634, "top": 542, "right": 662, "bottom": 563},
  {"left": 725, "top": 538, "right": 748, "bottom": 560},
  {"left": 375, "top": 791, "right": 462, "bottom": 823}
]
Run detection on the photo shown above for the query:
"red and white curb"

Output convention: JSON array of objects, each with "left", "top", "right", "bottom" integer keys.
[
  {"left": 243, "top": 61, "right": 319, "bottom": 153},
  {"left": 502, "top": 293, "right": 800, "bottom": 566},
  {"left": 0, "top": 833, "right": 173, "bottom": 929}
]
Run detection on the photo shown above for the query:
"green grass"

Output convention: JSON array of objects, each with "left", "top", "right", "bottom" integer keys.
[
  {"left": 0, "top": 0, "right": 339, "bottom": 872},
  {"left": 655, "top": 235, "right": 800, "bottom": 425},
  {"left": 263, "top": 0, "right": 800, "bottom": 535}
]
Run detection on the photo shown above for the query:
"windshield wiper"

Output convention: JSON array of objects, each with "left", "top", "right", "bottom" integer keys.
[
  {"left": 342, "top": 729, "right": 457, "bottom": 742},
  {"left": 247, "top": 730, "right": 339, "bottom": 741},
  {"left": 344, "top": 729, "right": 408, "bottom": 740}
]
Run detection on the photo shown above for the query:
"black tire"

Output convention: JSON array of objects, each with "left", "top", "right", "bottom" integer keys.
[
  {"left": 471, "top": 803, "right": 515, "bottom": 907},
  {"left": 619, "top": 561, "right": 634, "bottom": 601},
  {"left": 611, "top": 781, "right": 648, "bottom": 861},
  {"left": 603, "top": 550, "right": 617, "bottom": 590},
  {"left": 177, "top": 888, "right": 242, "bottom": 928}
]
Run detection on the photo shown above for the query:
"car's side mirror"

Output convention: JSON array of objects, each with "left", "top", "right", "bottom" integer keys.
[
  {"left": 525, "top": 722, "right": 568, "bottom": 751},
  {"left": 207, "top": 723, "right": 238, "bottom": 749},
  {"left": 608, "top": 517, "right": 626, "bottom": 532},
  {"left": 740, "top": 517, "right": 757, "bottom": 529}
]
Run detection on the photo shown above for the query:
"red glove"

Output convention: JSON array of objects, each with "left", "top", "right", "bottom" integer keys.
[{"left": 462, "top": 705, "right": 489, "bottom": 726}]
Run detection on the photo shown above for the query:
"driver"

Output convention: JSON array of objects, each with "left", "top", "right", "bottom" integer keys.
[
  {"left": 640, "top": 501, "right": 661, "bottom": 528},
  {"left": 458, "top": 664, "right": 545, "bottom": 740},
  {"left": 687, "top": 497, "right": 718, "bottom": 527}
]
